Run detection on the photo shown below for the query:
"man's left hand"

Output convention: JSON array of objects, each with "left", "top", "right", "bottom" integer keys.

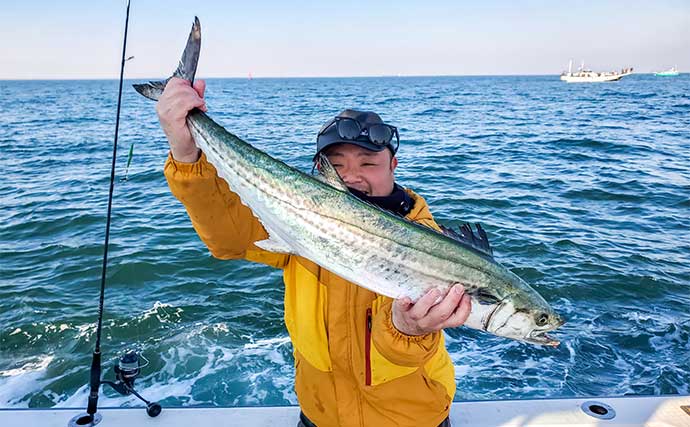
[{"left": 392, "top": 284, "right": 472, "bottom": 336}]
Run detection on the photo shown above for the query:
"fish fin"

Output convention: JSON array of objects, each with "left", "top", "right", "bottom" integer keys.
[
  {"left": 316, "top": 153, "right": 350, "bottom": 192},
  {"left": 254, "top": 233, "right": 294, "bottom": 254},
  {"left": 132, "top": 16, "right": 201, "bottom": 101},
  {"left": 467, "top": 288, "right": 502, "bottom": 305},
  {"left": 133, "top": 79, "right": 169, "bottom": 101},
  {"left": 439, "top": 223, "right": 494, "bottom": 257},
  {"left": 172, "top": 16, "right": 201, "bottom": 82}
]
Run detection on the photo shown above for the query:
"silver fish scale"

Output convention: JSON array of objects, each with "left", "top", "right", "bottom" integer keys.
[{"left": 188, "top": 115, "right": 472, "bottom": 299}]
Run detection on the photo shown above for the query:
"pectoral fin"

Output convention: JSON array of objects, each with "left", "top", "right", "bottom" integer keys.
[{"left": 254, "top": 233, "right": 294, "bottom": 254}]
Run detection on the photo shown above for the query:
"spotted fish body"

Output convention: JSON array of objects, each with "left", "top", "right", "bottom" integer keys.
[{"left": 134, "top": 18, "right": 564, "bottom": 346}]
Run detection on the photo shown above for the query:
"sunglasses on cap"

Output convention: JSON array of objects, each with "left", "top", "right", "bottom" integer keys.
[{"left": 318, "top": 117, "right": 400, "bottom": 154}]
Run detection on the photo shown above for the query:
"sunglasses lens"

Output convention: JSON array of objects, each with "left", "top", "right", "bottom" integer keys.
[
  {"left": 318, "top": 119, "right": 336, "bottom": 135},
  {"left": 336, "top": 118, "right": 361, "bottom": 139},
  {"left": 368, "top": 124, "right": 392, "bottom": 145}
]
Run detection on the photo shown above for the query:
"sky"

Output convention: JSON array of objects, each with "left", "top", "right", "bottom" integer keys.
[{"left": 1, "top": 0, "right": 688, "bottom": 79}]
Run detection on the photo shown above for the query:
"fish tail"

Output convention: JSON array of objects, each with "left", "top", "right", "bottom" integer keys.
[
  {"left": 133, "top": 16, "right": 201, "bottom": 101},
  {"left": 132, "top": 80, "right": 167, "bottom": 101}
]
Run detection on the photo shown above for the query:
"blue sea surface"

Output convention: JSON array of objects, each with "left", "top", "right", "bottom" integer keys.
[{"left": 0, "top": 74, "right": 689, "bottom": 408}]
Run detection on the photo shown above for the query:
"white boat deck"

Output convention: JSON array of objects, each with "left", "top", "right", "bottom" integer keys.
[{"left": 1, "top": 395, "right": 689, "bottom": 426}]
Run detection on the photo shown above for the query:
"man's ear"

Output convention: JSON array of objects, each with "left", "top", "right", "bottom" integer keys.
[{"left": 391, "top": 155, "right": 398, "bottom": 172}]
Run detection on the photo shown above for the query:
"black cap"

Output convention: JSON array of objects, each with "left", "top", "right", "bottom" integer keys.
[{"left": 315, "top": 109, "right": 395, "bottom": 158}]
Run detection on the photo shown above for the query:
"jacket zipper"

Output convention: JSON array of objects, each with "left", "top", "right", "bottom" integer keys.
[{"left": 365, "top": 308, "right": 372, "bottom": 386}]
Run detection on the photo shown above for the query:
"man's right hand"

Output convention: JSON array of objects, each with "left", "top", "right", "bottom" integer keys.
[
  {"left": 156, "top": 77, "right": 208, "bottom": 163},
  {"left": 392, "top": 284, "right": 471, "bottom": 336}
]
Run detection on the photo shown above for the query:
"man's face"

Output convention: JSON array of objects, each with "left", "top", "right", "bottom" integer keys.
[{"left": 325, "top": 143, "right": 398, "bottom": 197}]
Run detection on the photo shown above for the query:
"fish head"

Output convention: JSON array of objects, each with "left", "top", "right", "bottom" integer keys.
[
  {"left": 485, "top": 299, "right": 565, "bottom": 346},
  {"left": 471, "top": 273, "right": 565, "bottom": 346}
]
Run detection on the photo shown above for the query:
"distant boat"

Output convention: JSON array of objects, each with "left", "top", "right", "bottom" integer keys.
[
  {"left": 654, "top": 66, "right": 679, "bottom": 77},
  {"left": 560, "top": 60, "right": 633, "bottom": 83}
]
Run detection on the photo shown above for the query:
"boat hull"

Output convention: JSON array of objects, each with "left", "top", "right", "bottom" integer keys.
[
  {"left": 3, "top": 395, "right": 689, "bottom": 426},
  {"left": 560, "top": 72, "right": 632, "bottom": 83}
]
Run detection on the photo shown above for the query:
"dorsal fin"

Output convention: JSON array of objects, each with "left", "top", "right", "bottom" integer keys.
[
  {"left": 439, "top": 223, "right": 493, "bottom": 257},
  {"left": 315, "top": 153, "right": 349, "bottom": 192}
]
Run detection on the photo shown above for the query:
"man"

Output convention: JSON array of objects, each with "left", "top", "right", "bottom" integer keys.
[{"left": 157, "top": 77, "right": 472, "bottom": 427}]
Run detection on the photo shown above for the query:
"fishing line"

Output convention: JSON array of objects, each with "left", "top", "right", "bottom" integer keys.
[{"left": 121, "top": 56, "right": 135, "bottom": 183}]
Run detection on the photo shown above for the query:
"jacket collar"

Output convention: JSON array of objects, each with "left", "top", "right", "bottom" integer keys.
[
  {"left": 348, "top": 183, "right": 414, "bottom": 217},
  {"left": 402, "top": 188, "right": 434, "bottom": 222},
  {"left": 347, "top": 184, "right": 435, "bottom": 224}
]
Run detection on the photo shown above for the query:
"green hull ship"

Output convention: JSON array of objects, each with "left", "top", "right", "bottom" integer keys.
[{"left": 655, "top": 67, "right": 679, "bottom": 76}]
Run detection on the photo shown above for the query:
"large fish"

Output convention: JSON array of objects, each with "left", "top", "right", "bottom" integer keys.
[{"left": 134, "top": 18, "right": 564, "bottom": 346}]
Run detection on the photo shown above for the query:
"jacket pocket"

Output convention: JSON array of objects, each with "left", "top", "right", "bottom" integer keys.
[
  {"left": 283, "top": 259, "right": 332, "bottom": 372},
  {"left": 365, "top": 308, "right": 372, "bottom": 386}
]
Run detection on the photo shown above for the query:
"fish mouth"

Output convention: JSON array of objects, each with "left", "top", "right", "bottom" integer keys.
[
  {"left": 525, "top": 315, "right": 566, "bottom": 346},
  {"left": 525, "top": 329, "right": 561, "bottom": 347}
]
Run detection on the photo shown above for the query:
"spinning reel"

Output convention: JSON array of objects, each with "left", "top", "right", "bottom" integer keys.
[
  {"left": 101, "top": 350, "right": 162, "bottom": 418},
  {"left": 68, "top": 349, "right": 161, "bottom": 427}
]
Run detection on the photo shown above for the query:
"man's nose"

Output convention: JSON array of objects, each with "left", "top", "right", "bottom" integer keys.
[{"left": 339, "top": 166, "right": 360, "bottom": 183}]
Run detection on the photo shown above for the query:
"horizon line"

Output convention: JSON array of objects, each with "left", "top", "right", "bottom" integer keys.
[{"left": 0, "top": 72, "right": 679, "bottom": 82}]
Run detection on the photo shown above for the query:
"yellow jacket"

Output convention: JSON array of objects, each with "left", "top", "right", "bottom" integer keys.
[{"left": 164, "top": 153, "right": 456, "bottom": 427}]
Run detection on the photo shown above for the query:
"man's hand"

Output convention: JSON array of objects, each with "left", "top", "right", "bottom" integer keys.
[
  {"left": 156, "top": 77, "right": 207, "bottom": 163},
  {"left": 392, "top": 284, "right": 472, "bottom": 336}
]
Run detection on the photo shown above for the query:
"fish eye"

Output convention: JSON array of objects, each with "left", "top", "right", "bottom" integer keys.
[{"left": 536, "top": 313, "right": 549, "bottom": 326}]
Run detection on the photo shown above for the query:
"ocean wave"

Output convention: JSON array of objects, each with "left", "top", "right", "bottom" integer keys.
[
  {"left": 413, "top": 107, "right": 457, "bottom": 116},
  {"left": 2, "top": 76, "right": 689, "bottom": 408}
]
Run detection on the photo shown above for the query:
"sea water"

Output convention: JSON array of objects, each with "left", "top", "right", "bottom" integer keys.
[{"left": 0, "top": 75, "right": 688, "bottom": 408}]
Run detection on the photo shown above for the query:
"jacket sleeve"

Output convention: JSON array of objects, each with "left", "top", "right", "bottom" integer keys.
[
  {"left": 164, "top": 151, "right": 286, "bottom": 267},
  {"left": 371, "top": 297, "right": 441, "bottom": 367}
]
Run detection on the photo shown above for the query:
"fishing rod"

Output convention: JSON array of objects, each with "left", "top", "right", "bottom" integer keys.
[{"left": 69, "top": 1, "right": 160, "bottom": 425}]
